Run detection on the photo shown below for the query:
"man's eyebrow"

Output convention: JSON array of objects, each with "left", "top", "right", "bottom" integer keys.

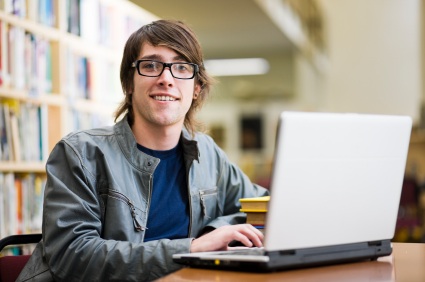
[
  {"left": 140, "top": 54, "right": 161, "bottom": 60},
  {"left": 140, "top": 54, "right": 187, "bottom": 62}
]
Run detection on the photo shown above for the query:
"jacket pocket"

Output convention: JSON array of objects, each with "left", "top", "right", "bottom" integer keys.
[
  {"left": 99, "top": 189, "right": 146, "bottom": 232},
  {"left": 199, "top": 187, "right": 218, "bottom": 219}
]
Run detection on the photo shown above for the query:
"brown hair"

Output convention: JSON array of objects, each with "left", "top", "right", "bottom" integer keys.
[{"left": 115, "top": 19, "right": 214, "bottom": 136}]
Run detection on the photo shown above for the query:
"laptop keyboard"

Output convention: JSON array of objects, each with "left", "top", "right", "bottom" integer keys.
[{"left": 216, "top": 247, "right": 265, "bottom": 256}]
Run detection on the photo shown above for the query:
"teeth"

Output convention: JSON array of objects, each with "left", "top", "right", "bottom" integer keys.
[{"left": 153, "top": 96, "right": 176, "bottom": 101}]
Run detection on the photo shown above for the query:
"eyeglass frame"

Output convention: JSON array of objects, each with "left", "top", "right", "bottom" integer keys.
[{"left": 131, "top": 59, "right": 199, "bottom": 80}]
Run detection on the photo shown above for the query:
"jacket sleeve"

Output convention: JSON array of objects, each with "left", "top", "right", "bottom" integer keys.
[
  {"left": 202, "top": 138, "right": 270, "bottom": 230},
  {"left": 42, "top": 140, "right": 191, "bottom": 282}
]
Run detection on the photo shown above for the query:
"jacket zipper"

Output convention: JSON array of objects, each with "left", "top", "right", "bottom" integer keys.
[
  {"left": 186, "top": 171, "right": 192, "bottom": 237},
  {"left": 145, "top": 174, "right": 153, "bottom": 236},
  {"left": 102, "top": 190, "right": 146, "bottom": 232}
]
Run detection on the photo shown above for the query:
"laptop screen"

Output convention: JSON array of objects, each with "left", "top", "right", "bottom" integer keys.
[{"left": 265, "top": 112, "right": 412, "bottom": 252}]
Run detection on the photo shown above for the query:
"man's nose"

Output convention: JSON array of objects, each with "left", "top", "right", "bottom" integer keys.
[{"left": 158, "top": 66, "right": 174, "bottom": 83}]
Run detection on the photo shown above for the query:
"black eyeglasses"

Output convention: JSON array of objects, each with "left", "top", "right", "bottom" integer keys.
[{"left": 131, "top": 60, "right": 199, "bottom": 79}]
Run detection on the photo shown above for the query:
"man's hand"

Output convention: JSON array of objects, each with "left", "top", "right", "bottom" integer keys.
[{"left": 190, "top": 224, "right": 264, "bottom": 253}]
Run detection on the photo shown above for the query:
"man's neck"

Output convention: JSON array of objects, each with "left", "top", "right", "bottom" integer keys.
[{"left": 131, "top": 119, "right": 182, "bottom": 151}]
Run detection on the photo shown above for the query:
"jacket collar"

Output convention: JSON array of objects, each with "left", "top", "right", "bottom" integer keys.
[
  {"left": 114, "top": 115, "right": 199, "bottom": 172},
  {"left": 181, "top": 128, "right": 200, "bottom": 163}
]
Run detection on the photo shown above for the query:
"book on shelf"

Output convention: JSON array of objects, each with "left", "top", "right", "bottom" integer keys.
[
  {"left": 0, "top": 20, "right": 3, "bottom": 86},
  {"left": 39, "top": 0, "right": 56, "bottom": 27},
  {"left": 67, "top": 0, "right": 81, "bottom": 36},
  {"left": 2, "top": 102, "right": 14, "bottom": 161},
  {"left": 9, "top": 109, "right": 21, "bottom": 162},
  {"left": 0, "top": 105, "right": 11, "bottom": 161},
  {"left": 1, "top": 23, "right": 10, "bottom": 88}
]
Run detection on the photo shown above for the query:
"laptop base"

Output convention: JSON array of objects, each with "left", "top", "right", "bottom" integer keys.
[{"left": 173, "top": 240, "right": 392, "bottom": 272}]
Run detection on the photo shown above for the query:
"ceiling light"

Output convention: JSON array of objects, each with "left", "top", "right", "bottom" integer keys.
[{"left": 204, "top": 58, "right": 270, "bottom": 76}]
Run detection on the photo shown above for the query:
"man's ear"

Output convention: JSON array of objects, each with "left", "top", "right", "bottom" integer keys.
[{"left": 193, "top": 83, "right": 202, "bottom": 99}]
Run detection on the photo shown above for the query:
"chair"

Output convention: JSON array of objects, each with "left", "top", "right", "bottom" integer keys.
[{"left": 0, "top": 233, "right": 42, "bottom": 282}]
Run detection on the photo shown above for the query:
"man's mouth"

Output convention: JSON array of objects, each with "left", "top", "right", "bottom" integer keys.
[{"left": 152, "top": 95, "right": 177, "bottom": 101}]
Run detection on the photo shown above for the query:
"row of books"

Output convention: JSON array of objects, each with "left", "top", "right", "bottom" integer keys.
[
  {"left": 1, "top": 0, "right": 56, "bottom": 27},
  {"left": 0, "top": 100, "right": 49, "bottom": 162},
  {"left": 0, "top": 97, "right": 118, "bottom": 163},
  {"left": 63, "top": 48, "right": 121, "bottom": 103},
  {"left": 67, "top": 0, "right": 148, "bottom": 49},
  {"left": 239, "top": 195, "right": 270, "bottom": 233},
  {"left": 0, "top": 172, "right": 45, "bottom": 239},
  {"left": 0, "top": 23, "right": 53, "bottom": 94},
  {"left": 0, "top": 22, "right": 120, "bottom": 102},
  {"left": 2, "top": 0, "right": 151, "bottom": 49},
  {"left": 67, "top": 50, "right": 122, "bottom": 103}
]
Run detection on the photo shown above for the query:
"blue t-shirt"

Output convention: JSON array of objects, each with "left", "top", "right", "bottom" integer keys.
[{"left": 137, "top": 142, "right": 190, "bottom": 242}]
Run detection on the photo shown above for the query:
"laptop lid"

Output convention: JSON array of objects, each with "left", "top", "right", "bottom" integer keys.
[{"left": 265, "top": 111, "right": 412, "bottom": 251}]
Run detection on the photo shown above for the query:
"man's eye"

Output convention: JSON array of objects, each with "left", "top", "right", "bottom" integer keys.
[
  {"left": 141, "top": 62, "right": 155, "bottom": 69},
  {"left": 176, "top": 64, "right": 189, "bottom": 71}
]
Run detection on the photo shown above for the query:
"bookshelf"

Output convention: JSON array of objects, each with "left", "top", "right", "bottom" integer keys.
[{"left": 0, "top": 0, "right": 158, "bottom": 239}]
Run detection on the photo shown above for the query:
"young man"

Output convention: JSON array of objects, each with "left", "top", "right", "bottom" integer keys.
[{"left": 18, "top": 20, "right": 268, "bottom": 281}]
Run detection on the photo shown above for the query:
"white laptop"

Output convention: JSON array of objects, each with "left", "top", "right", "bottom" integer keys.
[{"left": 173, "top": 111, "right": 412, "bottom": 272}]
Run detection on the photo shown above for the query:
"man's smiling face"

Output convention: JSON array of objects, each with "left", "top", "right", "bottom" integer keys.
[{"left": 131, "top": 43, "right": 200, "bottom": 130}]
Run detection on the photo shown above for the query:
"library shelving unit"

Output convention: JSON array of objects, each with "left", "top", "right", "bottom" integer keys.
[{"left": 0, "top": 0, "right": 157, "bottom": 239}]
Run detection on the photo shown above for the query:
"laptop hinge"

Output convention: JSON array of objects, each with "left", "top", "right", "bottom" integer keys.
[
  {"left": 368, "top": 240, "right": 382, "bottom": 247},
  {"left": 279, "top": 250, "right": 296, "bottom": 255}
]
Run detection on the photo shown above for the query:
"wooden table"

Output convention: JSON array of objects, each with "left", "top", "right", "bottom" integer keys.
[{"left": 157, "top": 243, "right": 425, "bottom": 282}]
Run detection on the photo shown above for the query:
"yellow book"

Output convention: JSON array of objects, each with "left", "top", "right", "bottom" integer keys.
[
  {"left": 244, "top": 211, "right": 267, "bottom": 226},
  {"left": 239, "top": 196, "right": 270, "bottom": 211},
  {"left": 240, "top": 208, "right": 267, "bottom": 213}
]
